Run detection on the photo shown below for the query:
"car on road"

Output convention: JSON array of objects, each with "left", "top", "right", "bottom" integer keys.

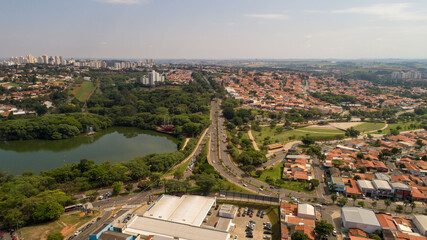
[
  {"left": 243, "top": 183, "right": 247, "bottom": 187},
  {"left": 332, "top": 230, "right": 337, "bottom": 236},
  {"left": 258, "top": 187, "right": 263, "bottom": 191}
]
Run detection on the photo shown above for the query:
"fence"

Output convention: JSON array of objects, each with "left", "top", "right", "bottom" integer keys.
[{"left": 219, "top": 190, "right": 280, "bottom": 204}]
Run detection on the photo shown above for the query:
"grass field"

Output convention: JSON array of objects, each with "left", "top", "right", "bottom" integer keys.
[
  {"left": 188, "top": 178, "right": 253, "bottom": 194},
  {"left": 252, "top": 126, "right": 345, "bottom": 146},
  {"left": 71, "top": 81, "right": 95, "bottom": 102},
  {"left": 20, "top": 211, "right": 99, "bottom": 240},
  {"left": 383, "top": 121, "right": 424, "bottom": 134},
  {"left": 254, "top": 163, "right": 312, "bottom": 193},
  {"left": 164, "top": 157, "right": 190, "bottom": 178},
  {"left": 300, "top": 127, "right": 345, "bottom": 134},
  {"left": 353, "top": 122, "right": 386, "bottom": 132}
]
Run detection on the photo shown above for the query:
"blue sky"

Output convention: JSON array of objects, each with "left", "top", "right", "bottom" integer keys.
[{"left": 2, "top": 0, "right": 427, "bottom": 59}]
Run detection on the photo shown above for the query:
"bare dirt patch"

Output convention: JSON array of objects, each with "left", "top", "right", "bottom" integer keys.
[{"left": 328, "top": 122, "right": 364, "bottom": 130}]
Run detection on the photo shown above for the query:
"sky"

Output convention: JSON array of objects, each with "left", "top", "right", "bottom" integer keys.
[{"left": 2, "top": 0, "right": 427, "bottom": 59}]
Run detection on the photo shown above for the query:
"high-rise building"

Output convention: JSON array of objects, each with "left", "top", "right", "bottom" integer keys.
[
  {"left": 42, "top": 55, "right": 49, "bottom": 64},
  {"left": 392, "top": 71, "right": 422, "bottom": 80},
  {"left": 26, "top": 54, "right": 36, "bottom": 63},
  {"left": 141, "top": 70, "right": 165, "bottom": 86}
]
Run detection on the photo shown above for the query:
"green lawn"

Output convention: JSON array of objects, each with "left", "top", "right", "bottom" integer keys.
[
  {"left": 72, "top": 81, "right": 95, "bottom": 102},
  {"left": 252, "top": 126, "right": 345, "bottom": 146},
  {"left": 187, "top": 178, "right": 253, "bottom": 194},
  {"left": 254, "top": 163, "right": 312, "bottom": 193},
  {"left": 383, "top": 121, "right": 424, "bottom": 134},
  {"left": 301, "top": 127, "right": 346, "bottom": 134},
  {"left": 163, "top": 157, "right": 190, "bottom": 178},
  {"left": 353, "top": 122, "right": 386, "bottom": 132}
]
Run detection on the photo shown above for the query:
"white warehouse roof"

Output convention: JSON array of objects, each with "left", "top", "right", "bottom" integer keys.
[
  {"left": 342, "top": 207, "right": 380, "bottom": 227},
  {"left": 125, "top": 216, "right": 230, "bottom": 240},
  {"left": 372, "top": 179, "right": 392, "bottom": 191},
  {"left": 143, "top": 195, "right": 215, "bottom": 227},
  {"left": 357, "top": 180, "right": 375, "bottom": 190},
  {"left": 298, "top": 204, "right": 315, "bottom": 216},
  {"left": 390, "top": 182, "right": 411, "bottom": 191}
]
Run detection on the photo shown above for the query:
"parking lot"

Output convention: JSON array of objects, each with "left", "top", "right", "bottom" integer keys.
[
  {"left": 203, "top": 203, "right": 272, "bottom": 240},
  {"left": 231, "top": 207, "right": 272, "bottom": 240}
]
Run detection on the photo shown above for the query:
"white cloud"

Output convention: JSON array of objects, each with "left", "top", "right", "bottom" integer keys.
[
  {"left": 93, "top": 0, "right": 149, "bottom": 5},
  {"left": 245, "top": 14, "right": 289, "bottom": 20},
  {"left": 332, "top": 3, "right": 427, "bottom": 21}
]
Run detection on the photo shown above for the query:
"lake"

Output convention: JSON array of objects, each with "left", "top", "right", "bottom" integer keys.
[{"left": 0, "top": 127, "right": 177, "bottom": 175}]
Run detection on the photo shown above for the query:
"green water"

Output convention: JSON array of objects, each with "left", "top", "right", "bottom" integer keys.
[{"left": 0, "top": 127, "right": 177, "bottom": 175}]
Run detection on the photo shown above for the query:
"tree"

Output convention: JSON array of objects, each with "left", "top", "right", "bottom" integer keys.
[
  {"left": 241, "top": 165, "right": 256, "bottom": 174},
  {"left": 358, "top": 201, "right": 365, "bottom": 208},
  {"left": 396, "top": 205, "right": 404, "bottom": 212},
  {"left": 32, "top": 202, "right": 64, "bottom": 223},
  {"left": 352, "top": 195, "right": 357, "bottom": 206},
  {"left": 331, "top": 194, "right": 337, "bottom": 204},
  {"left": 345, "top": 127, "right": 360, "bottom": 138},
  {"left": 112, "top": 181, "right": 123, "bottom": 195},
  {"left": 385, "top": 199, "right": 392, "bottom": 209},
  {"left": 302, "top": 135, "right": 315, "bottom": 145},
  {"left": 338, "top": 197, "right": 348, "bottom": 206},
  {"left": 174, "top": 169, "right": 184, "bottom": 180},
  {"left": 309, "top": 179, "right": 319, "bottom": 190},
  {"left": 125, "top": 183, "right": 133, "bottom": 192},
  {"left": 3, "top": 208, "right": 25, "bottom": 228},
  {"left": 149, "top": 172, "right": 162, "bottom": 187},
  {"left": 291, "top": 231, "right": 310, "bottom": 240},
  {"left": 371, "top": 201, "right": 377, "bottom": 208},
  {"left": 390, "top": 128, "right": 400, "bottom": 136},
  {"left": 195, "top": 174, "right": 217, "bottom": 193},
  {"left": 410, "top": 202, "right": 416, "bottom": 212},
  {"left": 403, "top": 200, "right": 409, "bottom": 211},
  {"left": 314, "top": 220, "right": 334, "bottom": 239},
  {"left": 47, "top": 233, "right": 64, "bottom": 240}
]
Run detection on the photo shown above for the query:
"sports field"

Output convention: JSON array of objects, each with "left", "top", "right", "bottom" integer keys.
[{"left": 71, "top": 81, "right": 95, "bottom": 102}]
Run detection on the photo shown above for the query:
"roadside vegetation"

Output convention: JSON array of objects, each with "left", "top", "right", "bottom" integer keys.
[{"left": 19, "top": 211, "right": 99, "bottom": 240}]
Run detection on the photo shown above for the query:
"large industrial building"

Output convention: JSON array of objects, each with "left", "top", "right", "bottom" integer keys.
[
  {"left": 413, "top": 215, "right": 427, "bottom": 237},
  {"left": 341, "top": 207, "right": 381, "bottom": 233},
  {"left": 99, "top": 195, "right": 233, "bottom": 240}
]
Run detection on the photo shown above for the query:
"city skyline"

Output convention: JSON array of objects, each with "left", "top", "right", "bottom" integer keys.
[{"left": 2, "top": 0, "right": 427, "bottom": 59}]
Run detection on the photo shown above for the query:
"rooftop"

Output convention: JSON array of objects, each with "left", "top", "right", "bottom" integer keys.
[
  {"left": 342, "top": 207, "right": 381, "bottom": 227},
  {"left": 125, "top": 216, "right": 229, "bottom": 240},
  {"left": 372, "top": 179, "right": 392, "bottom": 190},
  {"left": 143, "top": 194, "right": 215, "bottom": 227},
  {"left": 298, "top": 204, "right": 315, "bottom": 217},
  {"left": 357, "top": 180, "right": 375, "bottom": 190}
]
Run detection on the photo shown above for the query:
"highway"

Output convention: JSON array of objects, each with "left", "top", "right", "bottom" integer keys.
[{"left": 207, "top": 99, "right": 321, "bottom": 200}]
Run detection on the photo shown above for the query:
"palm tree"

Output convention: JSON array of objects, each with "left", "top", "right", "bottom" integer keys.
[
  {"left": 403, "top": 200, "right": 409, "bottom": 211},
  {"left": 410, "top": 202, "right": 416, "bottom": 212},
  {"left": 352, "top": 195, "right": 357, "bottom": 206},
  {"left": 331, "top": 194, "right": 338, "bottom": 204},
  {"left": 385, "top": 199, "right": 392, "bottom": 210}
]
